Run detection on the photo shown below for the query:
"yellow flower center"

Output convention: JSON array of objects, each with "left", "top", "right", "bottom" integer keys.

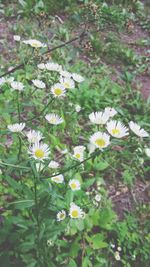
[
  {"left": 50, "top": 117, "right": 56, "bottom": 123},
  {"left": 54, "top": 88, "right": 63, "bottom": 96},
  {"left": 75, "top": 153, "right": 81, "bottom": 159},
  {"left": 60, "top": 213, "right": 65, "bottom": 219},
  {"left": 95, "top": 138, "right": 106, "bottom": 147},
  {"left": 35, "top": 149, "right": 44, "bottom": 159},
  {"left": 71, "top": 210, "right": 79, "bottom": 218},
  {"left": 64, "top": 82, "right": 70, "bottom": 88},
  {"left": 112, "top": 128, "right": 120, "bottom": 135},
  {"left": 31, "top": 42, "right": 40, "bottom": 48},
  {"left": 71, "top": 183, "right": 77, "bottom": 189},
  {"left": 54, "top": 177, "right": 60, "bottom": 182}
]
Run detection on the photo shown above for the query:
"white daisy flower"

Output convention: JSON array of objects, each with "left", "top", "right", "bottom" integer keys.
[
  {"left": 23, "top": 39, "right": 46, "bottom": 48},
  {"left": 0, "top": 77, "right": 6, "bottom": 85},
  {"left": 129, "top": 121, "right": 149, "bottom": 137},
  {"left": 32, "top": 79, "right": 46, "bottom": 89},
  {"left": 14, "top": 35, "right": 20, "bottom": 41},
  {"left": 69, "top": 203, "right": 84, "bottom": 219},
  {"left": 51, "top": 83, "right": 66, "bottom": 98},
  {"left": 60, "top": 148, "right": 68, "bottom": 154},
  {"left": 145, "top": 148, "right": 150, "bottom": 157},
  {"left": 75, "top": 104, "right": 81, "bottom": 113},
  {"left": 29, "top": 142, "right": 50, "bottom": 161},
  {"left": 51, "top": 174, "right": 64, "bottom": 184},
  {"left": 72, "top": 73, "right": 84, "bottom": 83},
  {"left": 8, "top": 123, "right": 25, "bottom": 133},
  {"left": 37, "top": 63, "right": 46, "bottom": 70},
  {"left": 95, "top": 194, "right": 101, "bottom": 202},
  {"left": 11, "top": 81, "right": 24, "bottom": 91},
  {"left": 45, "top": 62, "right": 62, "bottom": 72},
  {"left": 69, "top": 179, "right": 81, "bottom": 191},
  {"left": 106, "top": 120, "right": 129, "bottom": 138},
  {"left": 45, "top": 113, "right": 64, "bottom": 125},
  {"left": 48, "top": 160, "right": 60, "bottom": 169},
  {"left": 26, "top": 130, "right": 43, "bottom": 143},
  {"left": 60, "top": 76, "right": 75, "bottom": 89},
  {"left": 104, "top": 107, "right": 117, "bottom": 118},
  {"left": 60, "top": 70, "right": 71, "bottom": 78},
  {"left": 90, "top": 132, "right": 110, "bottom": 149},
  {"left": 73, "top": 146, "right": 85, "bottom": 161},
  {"left": 57, "top": 210, "right": 66, "bottom": 221},
  {"left": 114, "top": 251, "right": 121, "bottom": 261},
  {"left": 89, "top": 111, "right": 109, "bottom": 125}
]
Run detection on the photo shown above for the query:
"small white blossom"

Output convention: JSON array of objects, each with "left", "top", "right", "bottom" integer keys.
[
  {"left": 37, "top": 63, "right": 46, "bottom": 70},
  {"left": 45, "top": 113, "right": 64, "bottom": 125},
  {"left": 29, "top": 142, "right": 50, "bottom": 161},
  {"left": 90, "top": 132, "right": 110, "bottom": 150},
  {"left": 0, "top": 77, "right": 6, "bottom": 85},
  {"left": 73, "top": 146, "right": 85, "bottom": 162},
  {"left": 8, "top": 123, "right": 25, "bottom": 133},
  {"left": 32, "top": 79, "right": 46, "bottom": 89},
  {"left": 57, "top": 210, "right": 66, "bottom": 221},
  {"left": 60, "top": 70, "right": 71, "bottom": 78},
  {"left": 129, "top": 121, "right": 149, "bottom": 138},
  {"left": 69, "top": 203, "right": 85, "bottom": 219},
  {"left": 48, "top": 160, "right": 59, "bottom": 169},
  {"left": 45, "top": 62, "right": 62, "bottom": 72},
  {"left": 60, "top": 76, "right": 75, "bottom": 89},
  {"left": 51, "top": 83, "right": 66, "bottom": 98},
  {"left": 75, "top": 104, "right": 81, "bottom": 113},
  {"left": 106, "top": 120, "right": 129, "bottom": 138},
  {"left": 69, "top": 179, "right": 81, "bottom": 191},
  {"left": 26, "top": 130, "right": 43, "bottom": 143},
  {"left": 89, "top": 111, "right": 109, "bottom": 125},
  {"left": 23, "top": 39, "right": 46, "bottom": 48},
  {"left": 104, "top": 107, "right": 117, "bottom": 118},
  {"left": 11, "top": 81, "right": 24, "bottom": 91},
  {"left": 51, "top": 174, "right": 64, "bottom": 184},
  {"left": 72, "top": 73, "right": 84, "bottom": 83},
  {"left": 14, "top": 35, "right": 21, "bottom": 41},
  {"left": 114, "top": 251, "right": 121, "bottom": 261},
  {"left": 145, "top": 148, "right": 150, "bottom": 157},
  {"left": 95, "top": 194, "right": 101, "bottom": 202}
]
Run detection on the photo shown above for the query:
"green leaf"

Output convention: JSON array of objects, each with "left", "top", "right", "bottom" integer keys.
[
  {"left": 68, "top": 259, "right": 77, "bottom": 267},
  {"left": 8, "top": 199, "right": 34, "bottom": 210},
  {"left": 5, "top": 175, "right": 22, "bottom": 190},
  {"left": 91, "top": 233, "right": 108, "bottom": 249}
]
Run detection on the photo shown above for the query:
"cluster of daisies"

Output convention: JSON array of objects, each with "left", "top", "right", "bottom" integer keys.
[
  {"left": 88, "top": 107, "right": 149, "bottom": 151},
  {"left": 57, "top": 203, "right": 85, "bottom": 221}
]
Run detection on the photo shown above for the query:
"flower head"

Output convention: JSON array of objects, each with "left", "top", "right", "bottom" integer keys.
[
  {"left": 51, "top": 174, "right": 64, "bottom": 184},
  {"left": 11, "top": 81, "right": 24, "bottom": 91},
  {"left": 69, "top": 203, "right": 84, "bottom": 219},
  {"left": 72, "top": 73, "right": 84, "bottom": 83},
  {"left": 26, "top": 130, "right": 43, "bottom": 143},
  {"left": 145, "top": 148, "right": 150, "bottom": 157},
  {"left": 90, "top": 132, "right": 110, "bottom": 149},
  {"left": 29, "top": 142, "right": 50, "bottom": 161},
  {"left": 23, "top": 39, "right": 46, "bottom": 48},
  {"left": 0, "top": 77, "right": 6, "bottom": 85},
  {"left": 69, "top": 179, "right": 81, "bottom": 191},
  {"left": 60, "top": 70, "right": 71, "bottom": 78},
  {"left": 45, "top": 113, "right": 64, "bottom": 125},
  {"left": 37, "top": 63, "right": 46, "bottom": 70},
  {"left": 104, "top": 107, "right": 117, "bottom": 118},
  {"left": 57, "top": 210, "right": 66, "bottom": 221},
  {"left": 45, "top": 62, "right": 62, "bottom": 72},
  {"left": 129, "top": 121, "right": 149, "bottom": 137},
  {"left": 8, "top": 123, "right": 25, "bottom": 133},
  {"left": 32, "top": 79, "right": 46, "bottom": 89},
  {"left": 89, "top": 111, "right": 109, "bottom": 125},
  {"left": 73, "top": 146, "right": 85, "bottom": 162},
  {"left": 75, "top": 104, "right": 81, "bottom": 113},
  {"left": 106, "top": 120, "right": 129, "bottom": 138},
  {"left": 48, "top": 160, "right": 60, "bottom": 169},
  {"left": 51, "top": 83, "right": 66, "bottom": 98},
  {"left": 14, "top": 35, "right": 20, "bottom": 41},
  {"left": 60, "top": 77, "right": 75, "bottom": 89}
]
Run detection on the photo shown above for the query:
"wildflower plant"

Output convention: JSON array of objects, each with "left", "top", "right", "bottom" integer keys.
[{"left": 0, "top": 40, "right": 149, "bottom": 267}]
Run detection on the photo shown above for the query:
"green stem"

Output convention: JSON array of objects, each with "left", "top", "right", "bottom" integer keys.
[
  {"left": 17, "top": 91, "right": 21, "bottom": 123},
  {"left": 0, "top": 161, "right": 29, "bottom": 169},
  {"left": 26, "top": 97, "right": 54, "bottom": 122}
]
